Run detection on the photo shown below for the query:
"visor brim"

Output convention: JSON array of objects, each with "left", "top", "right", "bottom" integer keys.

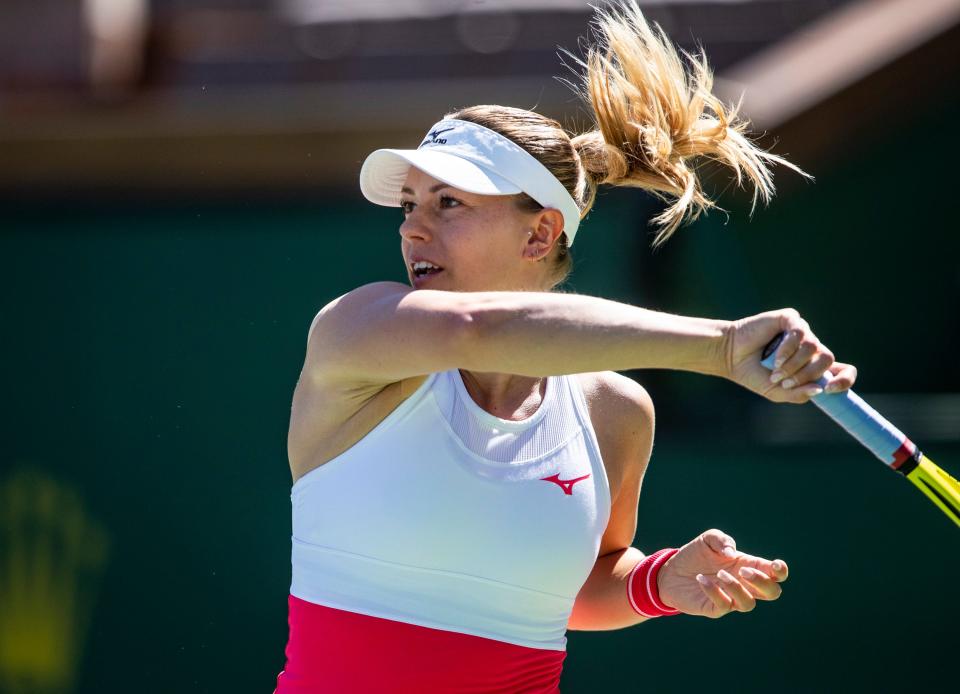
[{"left": 360, "top": 149, "right": 523, "bottom": 206}]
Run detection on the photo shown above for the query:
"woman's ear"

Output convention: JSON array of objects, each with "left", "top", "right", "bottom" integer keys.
[{"left": 524, "top": 208, "right": 565, "bottom": 260}]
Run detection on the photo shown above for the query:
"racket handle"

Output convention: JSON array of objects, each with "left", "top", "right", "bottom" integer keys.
[{"left": 760, "top": 333, "right": 918, "bottom": 472}]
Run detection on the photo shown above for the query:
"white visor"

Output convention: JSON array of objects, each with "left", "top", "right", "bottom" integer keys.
[{"left": 359, "top": 119, "right": 582, "bottom": 245}]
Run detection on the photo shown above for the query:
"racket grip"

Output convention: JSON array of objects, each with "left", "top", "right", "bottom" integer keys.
[{"left": 760, "top": 333, "right": 914, "bottom": 469}]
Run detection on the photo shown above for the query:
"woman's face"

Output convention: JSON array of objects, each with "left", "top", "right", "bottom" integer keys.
[{"left": 398, "top": 167, "right": 563, "bottom": 292}]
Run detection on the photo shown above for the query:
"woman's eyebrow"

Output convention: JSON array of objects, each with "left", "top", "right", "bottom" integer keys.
[{"left": 400, "top": 183, "right": 451, "bottom": 196}]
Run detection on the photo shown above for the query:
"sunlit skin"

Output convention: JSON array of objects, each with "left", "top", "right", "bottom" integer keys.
[
  {"left": 396, "top": 165, "right": 797, "bottom": 619},
  {"left": 399, "top": 166, "right": 566, "bottom": 414},
  {"left": 399, "top": 167, "right": 565, "bottom": 293}
]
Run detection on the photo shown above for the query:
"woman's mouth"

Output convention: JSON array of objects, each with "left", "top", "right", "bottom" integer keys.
[{"left": 411, "top": 260, "right": 444, "bottom": 285}]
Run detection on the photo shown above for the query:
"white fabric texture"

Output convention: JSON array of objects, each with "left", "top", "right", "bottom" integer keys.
[{"left": 289, "top": 369, "right": 610, "bottom": 651}]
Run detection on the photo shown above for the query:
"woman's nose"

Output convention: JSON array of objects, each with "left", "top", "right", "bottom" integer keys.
[{"left": 399, "top": 213, "right": 432, "bottom": 242}]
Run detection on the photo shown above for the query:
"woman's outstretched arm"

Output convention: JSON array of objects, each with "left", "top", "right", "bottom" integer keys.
[{"left": 306, "top": 281, "right": 856, "bottom": 401}]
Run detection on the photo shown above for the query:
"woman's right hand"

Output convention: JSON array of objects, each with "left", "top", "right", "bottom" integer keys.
[{"left": 723, "top": 308, "right": 857, "bottom": 403}]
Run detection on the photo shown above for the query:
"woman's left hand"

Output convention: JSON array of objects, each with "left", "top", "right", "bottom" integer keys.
[{"left": 657, "top": 529, "right": 788, "bottom": 618}]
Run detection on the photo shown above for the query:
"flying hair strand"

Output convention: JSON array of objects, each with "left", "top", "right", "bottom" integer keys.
[{"left": 562, "top": 1, "right": 812, "bottom": 246}]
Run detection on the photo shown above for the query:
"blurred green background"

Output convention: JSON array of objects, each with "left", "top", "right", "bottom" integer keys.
[
  {"left": 2, "top": 1, "right": 958, "bottom": 692},
  {"left": 4, "top": 85, "right": 958, "bottom": 692}
]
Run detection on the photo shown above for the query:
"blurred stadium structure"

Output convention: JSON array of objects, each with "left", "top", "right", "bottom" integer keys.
[
  {"left": 2, "top": 2, "right": 959, "bottom": 693},
  {"left": 1, "top": 0, "right": 957, "bottom": 190}
]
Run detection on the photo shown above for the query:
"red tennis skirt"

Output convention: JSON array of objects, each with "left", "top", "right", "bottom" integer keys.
[{"left": 274, "top": 594, "right": 565, "bottom": 693}]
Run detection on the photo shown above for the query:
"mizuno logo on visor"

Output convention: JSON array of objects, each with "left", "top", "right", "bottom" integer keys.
[{"left": 420, "top": 127, "right": 455, "bottom": 147}]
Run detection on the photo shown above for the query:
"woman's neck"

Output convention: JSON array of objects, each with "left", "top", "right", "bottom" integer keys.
[{"left": 458, "top": 369, "right": 547, "bottom": 421}]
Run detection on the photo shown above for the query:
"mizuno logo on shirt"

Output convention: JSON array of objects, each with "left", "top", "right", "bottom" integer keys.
[{"left": 540, "top": 473, "right": 590, "bottom": 496}]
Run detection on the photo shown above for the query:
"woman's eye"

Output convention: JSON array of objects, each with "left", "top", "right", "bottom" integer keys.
[
  {"left": 400, "top": 201, "right": 415, "bottom": 215},
  {"left": 439, "top": 195, "right": 462, "bottom": 209}
]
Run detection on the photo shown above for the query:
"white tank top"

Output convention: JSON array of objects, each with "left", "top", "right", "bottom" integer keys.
[{"left": 289, "top": 369, "right": 611, "bottom": 651}]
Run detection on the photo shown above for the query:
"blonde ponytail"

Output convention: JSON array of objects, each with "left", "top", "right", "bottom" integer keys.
[{"left": 568, "top": 2, "right": 811, "bottom": 245}]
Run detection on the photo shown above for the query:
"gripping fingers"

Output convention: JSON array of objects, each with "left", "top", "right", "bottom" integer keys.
[
  {"left": 771, "top": 337, "right": 816, "bottom": 384},
  {"left": 781, "top": 350, "right": 834, "bottom": 390},
  {"left": 770, "top": 320, "right": 808, "bottom": 370},
  {"left": 823, "top": 362, "right": 858, "bottom": 393},
  {"left": 778, "top": 381, "right": 824, "bottom": 404},
  {"left": 780, "top": 351, "right": 833, "bottom": 395}
]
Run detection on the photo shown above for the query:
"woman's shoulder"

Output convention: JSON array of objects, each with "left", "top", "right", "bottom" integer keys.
[
  {"left": 308, "top": 281, "right": 411, "bottom": 332},
  {"left": 572, "top": 371, "right": 654, "bottom": 498},
  {"left": 574, "top": 371, "right": 654, "bottom": 425}
]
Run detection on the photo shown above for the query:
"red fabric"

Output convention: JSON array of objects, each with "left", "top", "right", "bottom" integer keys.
[
  {"left": 274, "top": 595, "right": 566, "bottom": 693},
  {"left": 627, "top": 548, "right": 681, "bottom": 618}
]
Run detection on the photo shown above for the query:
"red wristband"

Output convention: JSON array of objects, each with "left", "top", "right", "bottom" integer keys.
[{"left": 627, "top": 548, "right": 681, "bottom": 618}]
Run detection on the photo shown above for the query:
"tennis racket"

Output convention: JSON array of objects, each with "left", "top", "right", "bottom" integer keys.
[{"left": 761, "top": 332, "right": 960, "bottom": 528}]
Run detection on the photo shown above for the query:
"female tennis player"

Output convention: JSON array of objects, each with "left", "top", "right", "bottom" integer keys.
[{"left": 275, "top": 4, "right": 856, "bottom": 692}]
